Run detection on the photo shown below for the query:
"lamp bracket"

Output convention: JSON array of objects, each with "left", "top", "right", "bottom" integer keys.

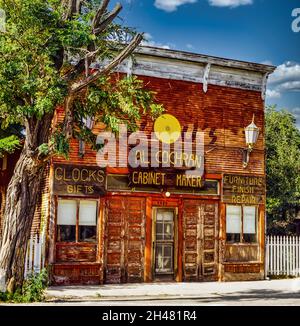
[{"left": 242, "top": 147, "right": 253, "bottom": 169}]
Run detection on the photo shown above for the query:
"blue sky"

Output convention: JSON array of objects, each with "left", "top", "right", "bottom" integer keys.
[{"left": 110, "top": 0, "right": 300, "bottom": 127}]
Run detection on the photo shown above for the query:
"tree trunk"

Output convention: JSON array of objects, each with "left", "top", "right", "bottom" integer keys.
[
  {"left": 0, "top": 186, "right": 6, "bottom": 244},
  {"left": 0, "top": 149, "right": 46, "bottom": 292},
  {"left": 0, "top": 115, "right": 53, "bottom": 293}
]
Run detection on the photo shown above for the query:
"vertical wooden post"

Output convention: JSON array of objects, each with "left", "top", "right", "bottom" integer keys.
[
  {"left": 288, "top": 236, "right": 290, "bottom": 276},
  {"left": 176, "top": 199, "right": 183, "bottom": 282},
  {"left": 259, "top": 205, "right": 265, "bottom": 277},
  {"left": 270, "top": 236, "right": 273, "bottom": 275},
  {"left": 144, "top": 197, "right": 152, "bottom": 282},
  {"left": 297, "top": 236, "right": 300, "bottom": 277},
  {"left": 265, "top": 235, "right": 269, "bottom": 277},
  {"left": 98, "top": 198, "right": 104, "bottom": 283},
  {"left": 218, "top": 202, "right": 226, "bottom": 281},
  {"left": 292, "top": 236, "right": 295, "bottom": 276},
  {"left": 276, "top": 235, "right": 279, "bottom": 275}
]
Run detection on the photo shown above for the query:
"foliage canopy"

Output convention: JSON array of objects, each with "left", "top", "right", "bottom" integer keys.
[
  {"left": 0, "top": 0, "right": 163, "bottom": 159},
  {"left": 266, "top": 106, "right": 300, "bottom": 234}
]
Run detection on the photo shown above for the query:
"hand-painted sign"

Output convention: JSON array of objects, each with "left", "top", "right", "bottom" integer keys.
[
  {"left": 53, "top": 164, "right": 106, "bottom": 196},
  {"left": 222, "top": 174, "right": 265, "bottom": 205},
  {"left": 129, "top": 170, "right": 204, "bottom": 189}
]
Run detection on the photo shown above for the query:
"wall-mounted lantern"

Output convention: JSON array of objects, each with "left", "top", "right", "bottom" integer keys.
[{"left": 243, "top": 115, "right": 260, "bottom": 168}]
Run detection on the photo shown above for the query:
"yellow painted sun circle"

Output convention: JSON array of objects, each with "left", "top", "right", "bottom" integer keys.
[{"left": 154, "top": 114, "right": 181, "bottom": 144}]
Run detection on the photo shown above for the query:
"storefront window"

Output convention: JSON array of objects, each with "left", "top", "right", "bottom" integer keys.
[
  {"left": 57, "top": 200, "right": 76, "bottom": 242},
  {"left": 56, "top": 199, "right": 98, "bottom": 243},
  {"left": 243, "top": 206, "right": 256, "bottom": 243},
  {"left": 79, "top": 200, "right": 97, "bottom": 242},
  {"left": 226, "top": 205, "right": 257, "bottom": 244},
  {"left": 226, "top": 206, "right": 241, "bottom": 243}
]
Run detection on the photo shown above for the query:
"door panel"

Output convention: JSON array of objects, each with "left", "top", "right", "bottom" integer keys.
[
  {"left": 183, "top": 200, "right": 218, "bottom": 281},
  {"left": 105, "top": 197, "right": 145, "bottom": 284}
]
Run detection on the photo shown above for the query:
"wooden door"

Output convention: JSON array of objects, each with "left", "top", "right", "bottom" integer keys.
[
  {"left": 183, "top": 200, "right": 218, "bottom": 281},
  {"left": 104, "top": 196, "right": 145, "bottom": 283}
]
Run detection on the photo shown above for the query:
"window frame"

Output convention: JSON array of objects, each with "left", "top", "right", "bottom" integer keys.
[
  {"left": 226, "top": 204, "right": 258, "bottom": 244},
  {"left": 56, "top": 197, "right": 99, "bottom": 244}
]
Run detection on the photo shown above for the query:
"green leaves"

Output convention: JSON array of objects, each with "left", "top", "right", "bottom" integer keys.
[
  {"left": 0, "top": 0, "right": 163, "bottom": 159},
  {"left": 0, "top": 268, "right": 48, "bottom": 303},
  {"left": 266, "top": 106, "right": 300, "bottom": 234},
  {"left": 0, "top": 122, "right": 23, "bottom": 156},
  {"left": 53, "top": 131, "right": 70, "bottom": 159},
  {"left": 0, "top": 135, "right": 21, "bottom": 157},
  {"left": 75, "top": 75, "right": 164, "bottom": 137}
]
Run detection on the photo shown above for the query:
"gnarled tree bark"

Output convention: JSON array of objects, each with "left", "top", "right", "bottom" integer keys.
[
  {"left": 0, "top": 0, "right": 142, "bottom": 293},
  {"left": 0, "top": 115, "right": 53, "bottom": 292}
]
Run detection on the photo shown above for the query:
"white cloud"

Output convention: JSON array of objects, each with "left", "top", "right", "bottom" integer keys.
[
  {"left": 277, "top": 81, "right": 300, "bottom": 92},
  {"left": 154, "top": 0, "right": 197, "bottom": 12},
  {"left": 154, "top": 0, "right": 253, "bottom": 12},
  {"left": 267, "top": 62, "right": 300, "bottom": 98},
  {"left": 208, "top": 0, "right": 253, "bottom": 7},
  {"left": 261, "top": 60, "right": 273, "bottom": 66},
  {"left": 266, "top": 89, "right": 281, "bottom": 99},
  {"left": 269, "top": 62, "right": 300, "bottom": 86},
  {"left": 186, "top": 43, "right": 195, "bottom": 50},
  {"left": 141, "top": 33, "right": 172, "bottom": 49}
]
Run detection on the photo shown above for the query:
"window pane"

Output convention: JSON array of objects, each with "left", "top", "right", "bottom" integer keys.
[
  {"left": 226, "top": 233, "right": 241, "bottom": 243},
  {"left": 57, "top": 200, "right": 76, "bottom": 225},
  {"left": 57, "top": 225, "right": 76, "bottom": 242},
  {"left": 157, "top": 209, "right": 173, "bottom": 222},
  {"left": 226, "top": 206, "right": 241, "bottom": 234},
  {"left": 243, "top": 206, "right": 256, "bottom": 234},
  {"left": 243, "top": 234, "right": 256, "bottom": 243},
  {"left": 79, "top": 226, "right": 97, "bottom": 242},
  {"left": 79, "top": 200, "right": 97, "bottom": 226},
  {"left": 243, "top": 206, "right": 257, "bottom": 243}
]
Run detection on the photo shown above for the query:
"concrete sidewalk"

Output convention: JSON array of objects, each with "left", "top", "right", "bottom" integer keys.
[{"left": 46, "top": 278, "right": 300, "bottom": 302}]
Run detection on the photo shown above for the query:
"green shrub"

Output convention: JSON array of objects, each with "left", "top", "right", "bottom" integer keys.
[{"left": 0, "top": 268, "right": 49, "bottom": 303}]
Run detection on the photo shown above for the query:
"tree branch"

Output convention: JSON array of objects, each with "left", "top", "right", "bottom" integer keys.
[
  {"left": 93, "top": 3, "right": 122, "bottom": 35},
  {"left": 70, "top": 33, "right": 143, "bottom": 93},
  {"left": 92, "top": 0, "right": 110, "bottom": 29},
  {"left": 62, "top": 0, "right": 83, "bottom": 20},
  {"left": 62, "top": 2, "right": 122, "bottom": 82}
]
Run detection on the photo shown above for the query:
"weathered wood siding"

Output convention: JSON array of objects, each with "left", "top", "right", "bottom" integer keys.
[
  {"left": 31, "top": 163, "right": 50, "bottom": 236},
  {"left": 183, "top": 200, "right": 218, "bottom": 282},
  {"left": 53, "top": 76, "right": 265, "bottom": 176},
  {"left": 104, "top": 196, "right": 145, "bottom": 283},
  {"left": 52, "top": 263, "right": 101, "bottom": 285},
  {"left": 47, "top": 51, "right": 270, "bottom": 284}
]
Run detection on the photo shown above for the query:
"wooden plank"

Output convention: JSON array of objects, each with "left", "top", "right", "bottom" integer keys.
[
  {"left": 116, "top": 50, "right": 274, "bottom": 93},
  {"left": 104, "top": 196, "right": 146, "bottom": 283},
  {"left": 222, "top": 174, "right": 265, "bottom": 205},
  {"left": 53, "top": 164, "right": 106, "bottom": 196},
  {"left": 177, "top": 200, "right": 183, "bottom": 282},
  {"left": 144, "top": 197, "right": 152, "bottom": 282},
  {"left": 134, "top": 46, "right": 275, "bottom": 74}
]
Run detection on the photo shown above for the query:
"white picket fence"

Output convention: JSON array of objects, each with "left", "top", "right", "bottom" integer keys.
[
  {"left": 23, "top": 233, "right": 300, "bottom": 278},
  {"left": 24, "top": 232, "right": 46, "bottom": 278},
  {"left": 266, "top": 235, "right": 300, "bottom": 277}
]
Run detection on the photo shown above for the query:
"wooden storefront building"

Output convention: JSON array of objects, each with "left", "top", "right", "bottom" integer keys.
[{"left": 38, "top": 47, "right": 275, "bottom": 284}]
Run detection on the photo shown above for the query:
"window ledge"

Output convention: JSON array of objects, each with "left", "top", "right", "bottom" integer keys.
[
  {"left": 223, "top": 261, "right": 262, "bottom": 265},
  {"left": 225, "top": 243, "right": 259, "bottom": 246},
  {"left": 56, "top": 242, "right": 97, "bottom": 245}
]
